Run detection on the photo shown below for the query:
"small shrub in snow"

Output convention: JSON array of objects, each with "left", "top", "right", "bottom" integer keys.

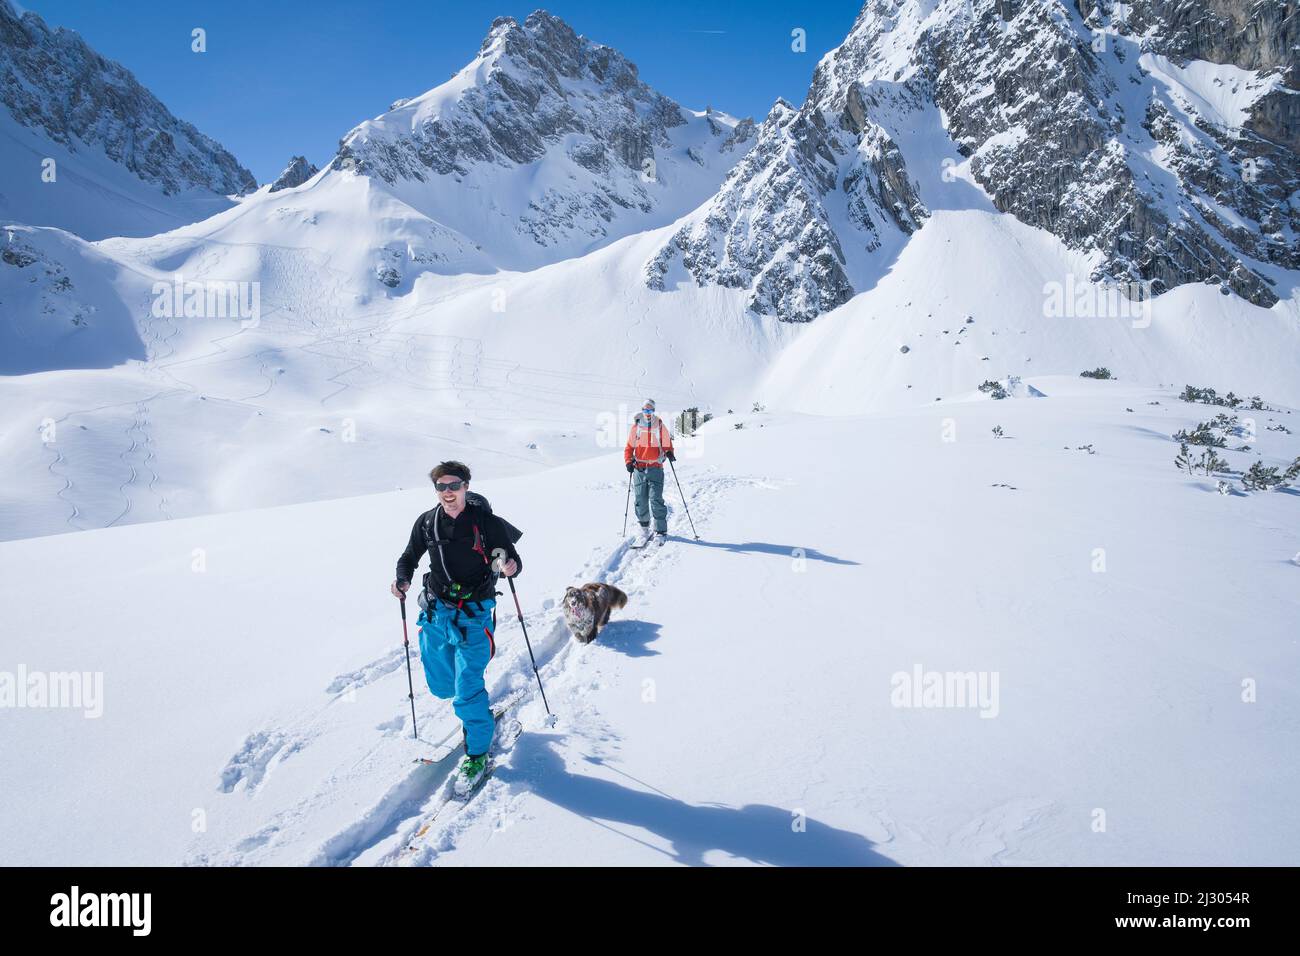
[
  {"left": 751, "top": 401, "right": 765, "bottom": 413},
  {"left": 733, "top": 422, "right": 744, "bottom": 430},
  {"left": 1241, "top": 462, "right": 1287, "bottom": 491},
  {"left": 992, "top": 425, "right": 1004, "bottom": 438},
  {"left": 1210, "top": 412, "right": 1241, "bottom": 435},
  {"left": 1175, "top": 442, "right": 1226, "bottom": 476},
  {"left": 1199, "top": 448, "right": 1229, "bottom": 475},
  {"left": 1180, "top": 385, "right": 1243, "bottom": 408},
  {"left": 979, "top": 380, "right": 1009, "bottom": 400},
  {"left": 1173, "top": 421, "right": 1227, "bottom": 447},
  {"left": 1080, "top": 367, "right": 1112, "bottom": 379},
  {"left": 675, "top": 407, "right": 712, "bottom": 436}
]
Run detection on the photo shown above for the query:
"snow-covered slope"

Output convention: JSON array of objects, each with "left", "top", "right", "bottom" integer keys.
[
  {"left": 0, "top": 0, "right": 255, "bottom": 239},
  {"left": 2, "top": 382, "right": 1297, "bottom": 865},
  {"left": 0, "top": 224, "right": 146, "bottom": 373},
  {"left": 0, "top": 9, "right": 765, "bottom": 541},
  {"left": 1, "top": 0, "right": 1296, "bottom": 553},
  {"left": 0, "top": 219, "right": 787, "bottom": 540},
  {"left": 759, "top": 208, "right": 1300, "bottom": 415}
]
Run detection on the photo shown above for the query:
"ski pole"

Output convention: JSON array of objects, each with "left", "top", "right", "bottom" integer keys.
[
  {"left": 621, "top": 467, "right": 633, "bottom": 537},
  {"left": 668, "top": 459, "right": 699, "bottom": 540},
  {"left": 398, "top": 594, "right": 418, "bottom": 739},
  {"left": 507, "top": 576, "right": 552, "bottom": 718}
]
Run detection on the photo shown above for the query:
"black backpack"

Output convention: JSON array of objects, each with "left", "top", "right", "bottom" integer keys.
[{"left": 418, "top": 494, "right": 521, "bottom": 609}]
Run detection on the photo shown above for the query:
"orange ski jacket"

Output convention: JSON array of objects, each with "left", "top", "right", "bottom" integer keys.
[{"left": 624, "top": 414, "right": 673, "bottom": 468}]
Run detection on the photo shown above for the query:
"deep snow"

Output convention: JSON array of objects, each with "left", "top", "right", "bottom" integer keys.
[{"left": 2, "top": 381, "right": 1297, "bottom": 866}]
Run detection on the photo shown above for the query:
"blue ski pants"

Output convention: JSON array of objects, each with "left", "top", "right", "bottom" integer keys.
[{"left": 417, "top": 597, "right": 496, "bottom": 756}]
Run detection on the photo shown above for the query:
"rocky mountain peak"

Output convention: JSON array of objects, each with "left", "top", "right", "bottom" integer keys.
[
  {"left": 0, "top": 0, "right": 255, "bottom": 198},
  {"left": 268, "top": 156, "right": 319, "bottom": 192},
  {"left": 327, "top": 10, "right": 752, "bottom": 267}
]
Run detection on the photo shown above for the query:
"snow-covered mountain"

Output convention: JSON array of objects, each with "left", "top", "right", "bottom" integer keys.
[
  {"left": 648, "top": 0, "right": 1298, "bottom": 320},
  {"left": 0, "top": 10, "right": 769, "bottom": 540},
  {"left": 0, "top": 0, "right": 256, "bottom": 239},
  {"left": 327, "top": 9, "right": 754, "bottom": 268},
  {"left": 1, "top": 3, "right": 1297, "bottom": 542}
]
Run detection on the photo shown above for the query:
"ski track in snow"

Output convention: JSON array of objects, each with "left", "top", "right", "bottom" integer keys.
[
  {"left": 17, "top": 233, "right": 716, "bottom": 539},
  {"left": 947, "top": 798, "right": 1060, "bottom": 866},
  {"left": 218, "top": 730, "right": 307, "bottom": 795},
  {"left": 195, "top": 467, "right": 749, "bottom": 867},
  {"left": 45, "top": 446, "right": 83, "bottom": 532}
]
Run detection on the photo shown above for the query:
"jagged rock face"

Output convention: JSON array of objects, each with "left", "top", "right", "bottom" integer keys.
[
  {"left": 331, "top": 10, "right": 752, "bottom": 257},
  {"left": 269, "top": 156, "right": 319, "bottom": 192},
  {"left": 0, "top": 0, "right": 256, "bottom": 197},
  {"left": 648, "top": 102, "right": 860, "bottom": 322},
  {"left": 1118, "top": 0, "right": 1297, "bottom": 78},
  {"left": 647, "top": 84, "right": 926, "bottom": 323},
  {"left": 645, "top": 2, "right": 932, "bottom": 323},
  {"left": 652, "top": 0, "right": 1296, "bottom": 320},
  {"left": 930, "top": 0, "right": 1295, "bottom": 305}
]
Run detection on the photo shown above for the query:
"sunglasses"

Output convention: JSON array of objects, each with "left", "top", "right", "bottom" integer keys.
[{"left": 434, "top": 480, "right": 466, "bottom": 492}]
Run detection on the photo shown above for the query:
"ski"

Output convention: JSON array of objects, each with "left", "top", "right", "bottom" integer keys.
[
  {"left": 410, "top": 686, "right": 529, "bottom": 765},
  {"left": 404, "top": 713, "right": 524, "bottom": 852}
]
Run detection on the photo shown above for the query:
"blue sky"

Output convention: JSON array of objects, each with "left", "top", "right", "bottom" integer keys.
[{"left": 24, "top": 0, "right": 864, "bottom": 183}]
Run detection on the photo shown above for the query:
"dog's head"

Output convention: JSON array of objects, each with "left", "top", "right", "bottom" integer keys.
[
  {"left": 563, "top": 586, "right": 590, "bottom": 613},
  {"left": 563, "top": 586, "right": 596, "bottom": 639}
]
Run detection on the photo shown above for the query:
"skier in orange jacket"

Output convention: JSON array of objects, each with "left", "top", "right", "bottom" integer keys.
[{"left": 624, "top": 398, "right": 674, "bottom": 545}]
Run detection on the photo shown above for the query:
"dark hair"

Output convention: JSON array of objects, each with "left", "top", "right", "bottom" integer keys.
[{"left": 430, "top": 461, "right": 471, "bottom": 483}]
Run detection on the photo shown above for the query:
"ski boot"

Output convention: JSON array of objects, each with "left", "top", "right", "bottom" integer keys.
[{"left": 453, "top": 752, "right": 489, "bottom": 796}]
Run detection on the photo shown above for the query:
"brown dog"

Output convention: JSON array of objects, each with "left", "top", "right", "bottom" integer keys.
[{"left": 561, "top": 583, "right": 628, "bottom": 644}]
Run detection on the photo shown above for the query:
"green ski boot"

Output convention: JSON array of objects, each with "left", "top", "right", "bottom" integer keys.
[{"left": 454, "top": 753, "right": 489, "bottom": 796}]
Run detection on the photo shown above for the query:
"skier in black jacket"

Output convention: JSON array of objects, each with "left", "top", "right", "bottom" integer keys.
[{"left": 391, "top": 461, "right": 523, "bottom": 792}]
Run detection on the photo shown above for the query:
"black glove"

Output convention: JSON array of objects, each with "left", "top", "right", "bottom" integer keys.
[
  {"left": 626, "top": 461, "right": 635, "bottom": 473},
  {"left": 665, "top": 450, "right": 676, "bottom": 462}
]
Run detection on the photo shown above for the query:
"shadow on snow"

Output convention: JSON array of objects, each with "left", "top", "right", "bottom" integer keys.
[{"left": 495, "top": 735, "right": 896, "bottom": 866}]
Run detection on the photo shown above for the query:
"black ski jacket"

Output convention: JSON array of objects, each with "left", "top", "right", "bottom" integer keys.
[{"left": 395, "top": 502, "right": 523, "bottom": 601}]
